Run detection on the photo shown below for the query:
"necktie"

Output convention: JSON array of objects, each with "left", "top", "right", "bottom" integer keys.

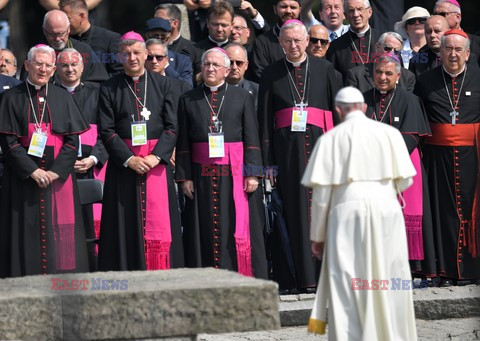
[{"left": 330, "top": 31, "right": 338, "bottom": 41}]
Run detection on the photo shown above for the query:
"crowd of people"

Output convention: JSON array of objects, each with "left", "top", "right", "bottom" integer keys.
[{"left": 0, "top": 0, "right": 478, "bottom": 322}]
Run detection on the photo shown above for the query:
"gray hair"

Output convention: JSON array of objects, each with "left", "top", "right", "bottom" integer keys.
[
  {"left": 435, "top": 0, "right": 461, "bottom": 14},
  {"left": 27, "top": 45, "right": 56, "bottom": 61},
  {"left": 1, "top": 48, "right": 17, "bottom": 66},
  {"left": 155, "top": 4, "right": 182, "bottom": 29},
  {"left": 280, "top": 20, "right": 308, "bottom": 38},
  {"left": 224, "top": 42, "right": 248, "bottom": 60},
  {"left": 119, "top": 39, "right": 146, "bottom": 49},
  {"left": 146, "top": 38, "right": 169, "bottom": 55},
  {"left": 375, "top": 54, "right": 401, "bottom": 73},
  {"left": 56, "top": 47, "right": 83, "bottom": 63},
  {"left": 440, "top": 33, "right": 470, "bottom": 50},
  {"left": 344, "top": 0, "right": 371, "bottom": 10},
  {"left": 377, "top": 32, "right": 404, "bottom": 49},
  {"left": 201, "top": 48, "right": 231, "bottom": 68}
]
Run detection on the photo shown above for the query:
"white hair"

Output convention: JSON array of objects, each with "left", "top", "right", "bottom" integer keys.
[
  {"left": 344, "top": 0, "right": 371, "bottom": 9},
  {"left": 280, "top": 21, "right": 308, "bottom": 38},
  {"left": 435, "top": 0, "right": 461, "bottom": 14},
  {"left": 201, "top": 48, "right": 231, "bottom": 68},
  {"left": 27, "top": 45, "right": 56, "bottom": 61},
  {"left": 440, "top": 33, "right": 470, "bottom": 50},
  {"left": 43, "top": 10, "right": 70, "bottom": 29},
  {"left": 377, "top": 32, "right": 404, "bottom": 49}
]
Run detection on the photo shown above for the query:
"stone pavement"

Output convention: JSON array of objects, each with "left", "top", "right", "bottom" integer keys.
[{"left": 198, "top": 318, "right": 480, "bottom": 340}]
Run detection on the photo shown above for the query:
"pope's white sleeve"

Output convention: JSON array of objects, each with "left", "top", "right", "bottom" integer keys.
[{"left": 310, "top": 185, "right": 333, "bottom": 243}]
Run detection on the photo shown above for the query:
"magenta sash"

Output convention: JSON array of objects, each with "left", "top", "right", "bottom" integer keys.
[
  {"left": 19, "top": 123, "right": 76, "bottom": 271},
  {"left": 191, "top": 142, "right": 253, "bottom": 277},
  {"left": 274, "top": 107, "right": 334, "bottom": 131},
  {"left": 402, "top": 148, "right": 424, "bottom": 260},
  {"left": 79, "top": 123, "right": 105, "bottom": 240},
  {"left": 124, "top": 139, "right": 172, "bottom": 270}
]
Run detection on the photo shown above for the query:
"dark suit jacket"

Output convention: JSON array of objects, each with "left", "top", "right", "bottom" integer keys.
[
  {"left": 326, "top": 28, "right": 381, "bottom": 81},
  {"left": 235, "top": 78, "right": 259, "bottom": 111},
  {"left": 170, "top": 35, "right": 202, "bottom": 75},
  {"left": 0, "top": 74, "right": 20, "bottom": 93},
  {"left": 346, "top": 63, "right": 416, "bottom": 93},
  {"left": 165, "top": 50, "right": 193, "bottom": 87},
  {"left": 71, "top": 25, "right": 122, "bottom": 76}
]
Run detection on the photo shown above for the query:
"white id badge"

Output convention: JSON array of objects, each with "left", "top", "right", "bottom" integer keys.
[
  {"left": 131, "top": 121, "right": 147, "bottom": 146},
  {"left": 78, "top": 135, "right": 83, "bottom": 157},
  {"left": 208, "top": 133, "right": 225, "bottom": 158},
  {"left": 27, "top": 131, "right": 47, "bottom": 157},
  {"left": 291, "top": 108, "right": 308, "bottom": 132}
]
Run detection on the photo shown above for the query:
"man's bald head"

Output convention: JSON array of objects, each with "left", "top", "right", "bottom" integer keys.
[
  {"left": 425, "top": 15, "right": 450, "bottom": 52},
  {"left": 43, "top": 10, "right": 71, "bottom": 51},
  {"left": 307, "top": 25, "right": 330, "bottom": 58}
]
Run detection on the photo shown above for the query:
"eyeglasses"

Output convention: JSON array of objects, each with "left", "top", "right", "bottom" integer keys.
[
  {"left": 147, "top": 54, "right": 167, "bottom": 62},
  {"left": 406, "top": 17, "right": 427, "bottom": 25},
  {"left": 309, "top": 37, "right": 329, "bottom": 46},
  {"left": 44, "top": 29, "right": 69, "bottom": 39},
  {"left": 202, "top": 62, "right": 225, "bottom": 70},
  {"left": 31, "top": 61, "right": 55, "bottom": 69},
  {"left": 347, "top": 7, "right": 370, "bottom": 15},
  {"left": 282, "top": 38, "right": 305, "bottom": 46},
  {"left": 233, "top": 25, "right": 248, "bottom": 31},
  {"left": 383, "top": 45, "right": 401, "bottom": 53},
  {"left": 230, "top": 59, "right": 246, "bottom": 67},
  {"left": 433, "top": 11, "right": 457, "bottom": 17}
]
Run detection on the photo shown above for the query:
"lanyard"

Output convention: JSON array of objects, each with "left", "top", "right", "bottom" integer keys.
[
  {"left": 442, "top": 66, "right": 466, "bottom": 113},
  {"left": 26, "top": 82, "right": 49, "bottom": 132},
  {"left": 373, "top": 88, "right": 396, "bottom": 123},
  {"left": 124, "top": 72, "right": 148, "bottom": 120},
  {"left": 349, "top": 29, "right": 371, "bottom": 65},
  {"left": 203, "top": 83, "right": 227, "bottom": 122},
  {"left": 284, "top": 56, "right": 309, "bottom": 107}
]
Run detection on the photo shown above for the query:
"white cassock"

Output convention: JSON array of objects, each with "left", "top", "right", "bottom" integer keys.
[{"left": 302, "top": 110, "right": 418, "bottom": 341}]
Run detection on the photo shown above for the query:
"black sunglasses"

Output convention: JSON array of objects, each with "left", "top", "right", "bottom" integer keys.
[
  {"left": 383, "top": 45, "right": 401, "bottom": 53},
  {"left": 230, "top": 59, "right": 246, "bottom": 67},
  {"left": 147, "top": 54, "right": 167, "bottom": 61},
  {"left": 433, "top": 11, "right": 456, "bottom": 17},
  {"left": 406, "top": 17, "right": 427, "bottom": 25},
  {"left": 310, "top": 37, "right": 329, "bottom": 46}
]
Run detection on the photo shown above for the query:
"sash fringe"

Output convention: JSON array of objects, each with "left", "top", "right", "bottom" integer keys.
[
  {"left": 145, "top": 240, "right": 171, "bottom": 270},
  {"left": 236, "top": 240, "right": 253, "bottom": 277},
  {"left": 405, "top": 215, "right": 424, "bottom": 260},
  {"left": 54, "top": 223, "right": 76, "bottom": 270}
]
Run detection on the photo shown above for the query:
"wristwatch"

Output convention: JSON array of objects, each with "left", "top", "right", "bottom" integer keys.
[{"left": 155, "top": 155, "right": 161, "bottom": 162}]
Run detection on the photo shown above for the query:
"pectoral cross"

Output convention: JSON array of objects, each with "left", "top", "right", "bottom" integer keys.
[
  {"left": 295, "top": 101, "right": 307, "bottom": 113},
  {"left": 450, "top": 110, "right": 458, "bottom": 126},
  {"left": 141, "top": 107, "right": 151, "bottom": 121}
]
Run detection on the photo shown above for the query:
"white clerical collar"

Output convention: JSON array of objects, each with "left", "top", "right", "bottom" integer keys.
[
  {"left": 208, "top": 35, "right": 228, "bottom": 47},
  {"left": 206, "top": 81, "right": 225, "bottom": 91},
  {"left": 62, "top": 82, "right": 80, "bottom": 93},
  {"left": 27, "top": 79, "right": 42, "bottom": 90},
  {"left": 128, "top": 70, "right": 146, "bottom": 81},
  {"left": 350, "top": 25, "right": 370, "bottom": 38},
  {"left": 443, "top": 65, "right": 466, "bottom": 78},
  {"left": 169, "top": 33, "right": 181, "bottom": 45},
  {"left": 286, "top": 53, "right": 307, "bottom": 67}
]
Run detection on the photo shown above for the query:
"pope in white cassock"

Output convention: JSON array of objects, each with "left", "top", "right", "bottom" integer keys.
[{"left": 302, "top": 87, "right": 418, "bottom": 340}]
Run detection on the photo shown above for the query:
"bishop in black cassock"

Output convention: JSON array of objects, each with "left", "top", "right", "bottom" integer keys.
[
  {"left": 0, "top": 45, "right": 90, "bottom": 277},
  {"left": 176, "top": 48, "right": 268, "bottom": 278},
  {"left": 98, "top": 32, "right": 183, "bottom": 271},
  {"left": 363, "top": 54, "right": 435, "bottom": 277},
  {"left": 414, "top": 30, "right": 480, "bottom": 283},
  {"left": 259, "top": 21, "right": 340, "bottom": 291},
  {"left": 56, "top": 48, "right": 109, "bottom": 271}
]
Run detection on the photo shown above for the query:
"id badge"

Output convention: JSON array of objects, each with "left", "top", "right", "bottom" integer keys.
[
  {"left": 28, "top": 131, "right": 47, "bottom": 157},
  {"left": 78, "top": 135, "right": 82, "bottom": 157},
  {"left": 291, "top": 108, "right": 308, "bottom": 132},
  {"left": 131, "top": 121, "right": 147, "bottom": 146},
  {"left": 208, "top": 132, "right": 225, "bottom": 158}
]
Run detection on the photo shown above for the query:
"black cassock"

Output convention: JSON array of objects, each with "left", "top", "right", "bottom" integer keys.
[
  {"left": 0, "top": 82, "right": 90, "bottom": 277},
  {"left": 176, "top": 83, "right": 268, "bottom": 279},
  {"left": 252, "top": 25, "right": 284, "bottom": 82},
  {"left": 258, "top": 56, "right": 341, "bottom": 290},
  {"left": 415, "top": 66, "right": 480, "bottom": 280},
  {"left": 98, "top": 71, "right": 184, "bottom": 271},
  {"left": 65, "top": 82, "right": 109, "bottom": 270},
  {"left": 364, "top": 86, "right": 436, "bottom": 277},
  {"left": 326, "top": 28, "right": 381, "bottom": 81}
]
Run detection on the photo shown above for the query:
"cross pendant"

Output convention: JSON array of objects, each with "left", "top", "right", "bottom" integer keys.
[{"left": 450, "top": 110, "right": 458, "bottom": 126}]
